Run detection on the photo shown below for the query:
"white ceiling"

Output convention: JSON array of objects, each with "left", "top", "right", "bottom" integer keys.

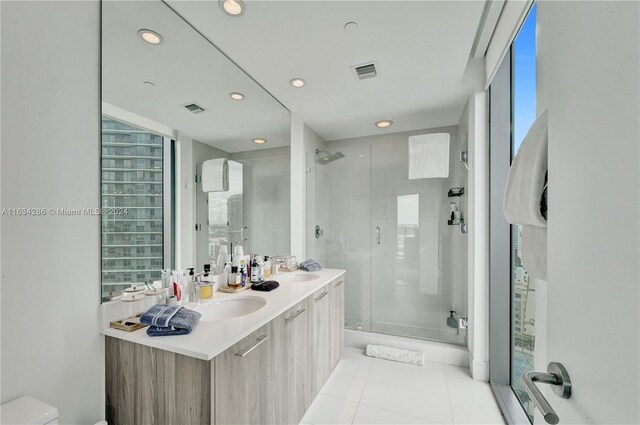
[
  {"left": 102, "top": 1, "right": 290, "bottom": 153},
  {"left": 167, "top": 0, "right": 486, "bottom": 141}
]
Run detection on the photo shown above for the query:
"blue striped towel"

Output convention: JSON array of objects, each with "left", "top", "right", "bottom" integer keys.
[
  {"left": 299, "top": 259, "right": 323, "bottom": 272},
  {"left": 140, "top": 305, "right": 201, "bottom": 337}
]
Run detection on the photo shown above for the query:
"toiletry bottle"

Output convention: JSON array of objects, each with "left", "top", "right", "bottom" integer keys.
[
  {"left": 172, "top": 271, "right": 182, "bottom": 303},
  {"left": 199, "top": 264, "right": 214, "bottom": 301},
  {"left": 178, "top": 270, "right": 189, "bottom": 304},
  {"left": 257, "top": 256, "right": 264, "bottom": 282},
  {"left": 233, "top": 266, "right": 242, "bottom": 288},
  {"left": 162, "top": 269, "right": 174, "bottom": 297},
  {"left": 223, "top": 262, "right": 231, "bottom": 288},
  {"left": 251, "top": 256, "right": 260, "bottom": 283},
  {"left": 263, "top": 256, "right": 271, "bottom": 279},
  {"left": 199, "top": 281, "right": 213, "bottom": 301},
  {"left": 187, "top": 268, "right": 196, "bottom": 303},
  {"left": 240, "top": 265, "right": 247, "bottom": 287}
]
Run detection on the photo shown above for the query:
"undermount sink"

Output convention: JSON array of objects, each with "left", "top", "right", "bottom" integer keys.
[
  {"left": 278, "top": 273, "right": 320, "bottom": 282},
  {"left": 195, "top": 296, "right": 266, "bottom": 321}
]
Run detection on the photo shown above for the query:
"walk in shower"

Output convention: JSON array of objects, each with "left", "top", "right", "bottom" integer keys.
[{"left": 311, "top": 131, "right": 468, "bottom": 346}]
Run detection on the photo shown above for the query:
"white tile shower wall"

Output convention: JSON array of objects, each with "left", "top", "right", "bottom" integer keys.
[
  {"left": 304, "top": 125, "right": 327, "bottom": 261},
  {"left": 231, "top": 148, "right": 291, "bottom": 256}
]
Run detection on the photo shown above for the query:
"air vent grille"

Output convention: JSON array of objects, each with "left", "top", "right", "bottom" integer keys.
[
  {"left": 355, "top": 63, "right": 377, "bottom": 80},
  {"left": 184, "top": 103, "right": 206, "bottom": 114}
]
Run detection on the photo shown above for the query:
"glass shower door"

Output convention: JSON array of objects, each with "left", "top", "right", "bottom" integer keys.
[
  {"left": 314, "top": 143, "right": 372, "bottom": 331},
  {"left": 370, "top": 141, "right": 465, "bottom": 344}
]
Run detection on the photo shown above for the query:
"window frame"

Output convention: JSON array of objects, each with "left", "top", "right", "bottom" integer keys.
[{"left": 489, "top": 3, "right": 537, "bottom": 424}]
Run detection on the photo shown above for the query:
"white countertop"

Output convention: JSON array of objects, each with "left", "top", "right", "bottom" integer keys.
[{"left": 101, "top": 268, "right": 345, "bottom": 360}]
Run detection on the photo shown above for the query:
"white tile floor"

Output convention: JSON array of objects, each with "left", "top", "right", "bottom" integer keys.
[{"left": 301, "top": 347, "right": 506, "bottom": 425}]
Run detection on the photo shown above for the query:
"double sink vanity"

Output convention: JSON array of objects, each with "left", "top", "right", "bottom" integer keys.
[{"left": 103, "top": 269, "right": 345, "bottom": 425}]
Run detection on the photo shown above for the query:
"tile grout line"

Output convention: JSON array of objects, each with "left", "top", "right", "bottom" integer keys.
[
  {"left": 351, "top": 353, "right": 376, "bottom": 424},
  {"left": 443, "top": 367, "right": 459, "bottom": 425},
  {"left": 356, "top": 400, "right": 442, "bottom": 425}
]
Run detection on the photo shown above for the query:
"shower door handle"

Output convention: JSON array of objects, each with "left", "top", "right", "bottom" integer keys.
[{"left": 376, "top": 226, "right": 381, "bottom": 245}]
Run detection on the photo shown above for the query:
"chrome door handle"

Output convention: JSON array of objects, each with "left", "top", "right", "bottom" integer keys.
[
  {"left": 285, "top": 308, "right": 306, "bottom": 321},
  {"left": 235, "top": 335, "right": 268, "bottom": 357},
  {"left": 314, "top": 291, "right": 328, "bottom": 301},
  {"left": 376, "top": 226, "right": 381, "bottom": 245},
  {"left": 523, "top": 362, "right": 572, "bottom": 424}
]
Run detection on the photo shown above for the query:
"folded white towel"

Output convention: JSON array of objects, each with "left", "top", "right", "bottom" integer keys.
[
  {"left": 365, "top": 344, "right": 424, "bottom": 366},
  {"left": 408, "top": 133, "right": 450, "bottom": 179},
  {"left": 202, "top": 158, "right": 229, "bottom": 192},
  {"left": 503, "top": 110, "right": 548, "bottom": 227}
]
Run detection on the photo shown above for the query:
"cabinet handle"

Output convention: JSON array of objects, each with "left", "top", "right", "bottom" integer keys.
[
  {"left": 235, "top": 335, "right": 268, "bottom": 357},
  {"left": 334, "top": 279, "right": 343, "bottom": 287},
  {"left": 314, "top": 291, "right": 329, "bottom": 301},
  {"left": 285, "top": 308, "right": 306, "bottom": 321}
]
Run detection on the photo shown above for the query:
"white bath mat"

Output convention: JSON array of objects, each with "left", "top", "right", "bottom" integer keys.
[{"left": 365, "top": 344, "right": 424, "bottom": 366}]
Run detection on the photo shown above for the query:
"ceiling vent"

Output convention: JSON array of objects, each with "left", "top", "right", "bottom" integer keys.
[
  {"left": 183, "top": 102, "right": 206, "bottom": 114},
  {"left": 351, "top": 61, "right": 380, "bottom": 81}
]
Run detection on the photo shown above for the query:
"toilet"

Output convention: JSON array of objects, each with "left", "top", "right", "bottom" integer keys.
[{"left": 1, "top": 396, "right": 59, "bottom": 424}]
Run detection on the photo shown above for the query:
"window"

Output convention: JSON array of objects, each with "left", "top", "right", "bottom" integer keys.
[
  {"left": 101, "top": 117, "right": 173, "bottom": 302},
  {"left": 511, "top": 4, "right": 537, "bottom": 421}
]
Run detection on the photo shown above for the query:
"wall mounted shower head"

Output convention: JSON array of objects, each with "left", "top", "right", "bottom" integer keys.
[{"left": 315, "top": 149, "right": 345, "bottom": 165}]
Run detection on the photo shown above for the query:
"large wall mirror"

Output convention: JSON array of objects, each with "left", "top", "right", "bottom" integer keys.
[{"left": 101, "top": 0, "right": 291, "bottom": 302}]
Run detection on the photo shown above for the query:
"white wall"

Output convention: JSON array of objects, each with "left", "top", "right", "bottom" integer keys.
[
  {"left": 461, "top": 91, "right": 490, "bottom": 381},
  {"left": 537, "top": 1, "right": 639, "bottom": 422},
  {"left": 290, "top": 113, "right": 305, "bottom": 259},
  {"left": 0, "top": 1, "right": 104, "bottom": 423}
]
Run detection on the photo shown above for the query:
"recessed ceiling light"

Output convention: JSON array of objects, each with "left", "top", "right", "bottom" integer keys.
[
  {"left": 138, "top": 29, "right": 163, "bottom": 45},
  {"left": 375, "top": 120, "right": 393, "bottom": 128},
  {"left": 143, "top": 81, "right": 156, "bottom": 87},
  {"left": 344, "top": 21, "right": 359, "bottom": 32},
  {"left": 290, "top": 78, "right": 305, "bottom": 88},
  {"left": 253, "top": 138, "right": 267, "bottom": 145},
  {"left": 230, "top": 92, "right": 245, "bottom": 100},
  {"left": 220, "top": 0, "right": 245, "bottom": 16}
]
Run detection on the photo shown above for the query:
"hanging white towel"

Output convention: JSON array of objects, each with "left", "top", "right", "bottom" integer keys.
[
  {"left": 521, "top": 225, "right": 547, "bottom": 281},
  {"left": 503, "top": 110, "right": 549, "bottom": 280},
  {"left": 503, "top": 110, "right": 548, "bottom": 227},
  {"left": 202, "top": 158, "right": 229, "bottom": 192},
  {"left": 408, "top": 133, "right": 450, "bottom": 179}
]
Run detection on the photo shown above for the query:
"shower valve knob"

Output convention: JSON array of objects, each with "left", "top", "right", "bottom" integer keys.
[{"left": 459, "top": 318, "right": 468, "bottom": 329}]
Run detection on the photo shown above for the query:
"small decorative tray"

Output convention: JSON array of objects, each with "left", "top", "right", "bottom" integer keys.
[
  {"left": 109, "top": 315, "right": 147, "bottom": 332},
  {"left": 278, "top": 265, "right": 299, "bottom": 272},
  {"left": 219, "top": 285, "right": 251, "bottom": 294}
]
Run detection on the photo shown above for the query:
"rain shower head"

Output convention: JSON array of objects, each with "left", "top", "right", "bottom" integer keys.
[{"left": 315, "top": 149, "right": 345, "bottom": 165}]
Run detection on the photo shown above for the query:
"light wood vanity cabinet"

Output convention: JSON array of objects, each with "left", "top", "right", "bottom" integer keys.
[
  {"left": 268, "top": 298, "right": 310, "bottom": 425},
  {"left": 105, "top": 337, "right": 211, "bottom": 425},
  {"left": 329, "top": 275, "right": 345, "bottom": 369},
  {"left": 308, "top": 284, "right": 332, "bottom": 398},
  {"left": 214, "top": 324, "right": 271, "bottom": 425},
  {"left": 105, "top": 274, "right": 345, "bottom": 425}
]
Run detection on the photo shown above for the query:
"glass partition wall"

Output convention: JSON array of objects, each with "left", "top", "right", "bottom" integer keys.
[{"left": 315, "top": 135, "right": 468, "bottom": 345}]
